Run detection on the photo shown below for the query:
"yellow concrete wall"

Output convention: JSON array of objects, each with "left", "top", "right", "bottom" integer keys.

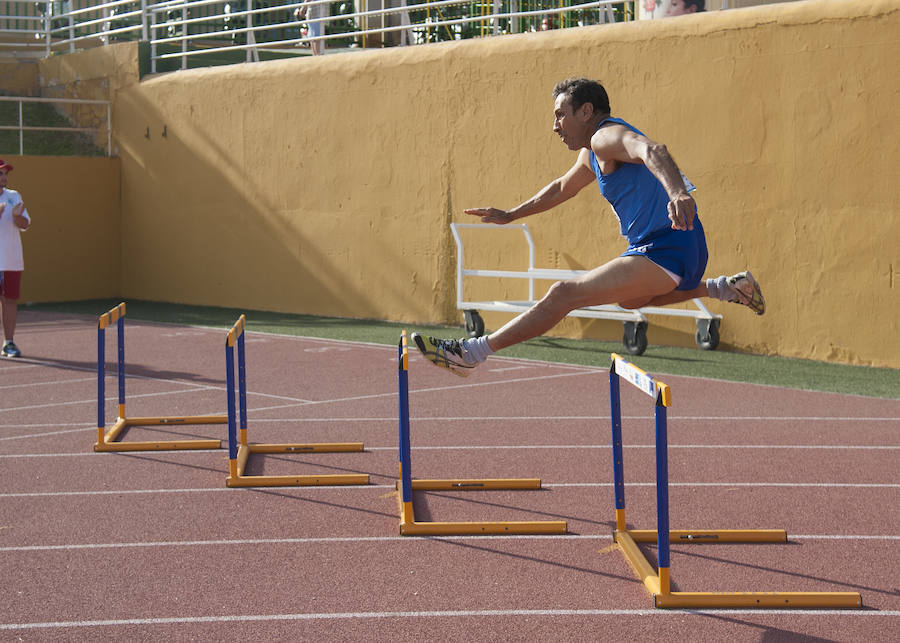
[
  {"left": 2, "top": 156, "right": 121, "bottom": 302},
  {"left": 0, "top": 59, "right": 40, "bottom": 96},
  {"left": 29, "top": 0, "right": 900, "bottom": 368}
]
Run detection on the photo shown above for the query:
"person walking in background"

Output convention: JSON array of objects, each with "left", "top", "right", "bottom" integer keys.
[
  {"left": 412, "top": 78, "right": 764, "bottom": 377},
  {"left": 0, "top": 160, "right": 31, "bottom": 358},
  {"left": 296, "top": 0, "right": 326, "bottom": 55}
]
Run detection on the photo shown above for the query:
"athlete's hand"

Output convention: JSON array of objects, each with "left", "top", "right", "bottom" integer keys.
[
  {"left": 667, "top": 193, "right": 695, "bottom": 231},
  {"left": 465, "top": 207, "right": 514, "bottom": 225}
]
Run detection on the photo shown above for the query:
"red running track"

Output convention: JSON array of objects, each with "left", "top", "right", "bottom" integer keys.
[{"left": 1, "top": 310, "right": 898, "bottom": 641}]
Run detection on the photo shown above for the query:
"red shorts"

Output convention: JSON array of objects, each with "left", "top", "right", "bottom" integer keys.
[{"left": 0, "top": 271, "right": 22, "bottom": 300}]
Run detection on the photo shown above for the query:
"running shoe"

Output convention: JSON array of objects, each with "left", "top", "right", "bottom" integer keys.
[
  {"left": 725, "top": 271, "right": 765, "bottom": 315},
  {"left": 411, "top": 333, "right": 477, "bottom": 377},
  {"left": 1, "top": 341, "right": 21, "bottom": 358}
]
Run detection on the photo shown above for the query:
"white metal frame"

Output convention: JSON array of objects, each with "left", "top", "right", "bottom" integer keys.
[{"left": 450, "top": 221, "right": 721, "bottom": 325}]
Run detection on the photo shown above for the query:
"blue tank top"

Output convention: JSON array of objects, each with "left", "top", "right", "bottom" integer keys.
[{"left": 589, "top": 117, "right": 695, "bottom": 245}]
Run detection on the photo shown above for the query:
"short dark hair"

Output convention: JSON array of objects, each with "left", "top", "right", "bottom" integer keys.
[
  {"left": 686, "top": 0, "right": 705, "bottom": 10},
  {"left": 553, "top": 78, "right": 610, "bottom": 115}
]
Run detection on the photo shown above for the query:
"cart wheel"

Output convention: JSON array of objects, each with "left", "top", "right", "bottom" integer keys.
[
  {"left": 464, "top": 310, "right": 485, "bottom": 338},
  {"left": 695, "top": 318, "right": 720, "bottom": 351},
  {"left": 622, "top": 321, "right": 648, "bottom": 356}
]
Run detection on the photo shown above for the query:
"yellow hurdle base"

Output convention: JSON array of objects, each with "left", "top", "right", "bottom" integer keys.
[
  {"left": 614, "top": 528, "right": 863, "bottom": 609},
  {"left": 227, "top": 474, "right": 369, "bottom": 487},
  {"left": 400, "top": 519, "right": 567, "bottom": 536},
  {"left": 226, "top": 443, "right": 369, "bottom": 488},
  {"left": 396, "top": 489, "right": 566, "bottom": 536},
  {"left": 94, "top": 416, "right": 225, "bottom": 452},
  {"left": 654, "top": 591, "right": 863, "bottom": 609},
  {"left": 247, "top": 442, "right": 364, "bottom": 454},
  {"left": 403, "top": 478, "right": 543, "bottom": 491},
  {"left": 628, "top": 529, "right": 788, "bottom": 544}
]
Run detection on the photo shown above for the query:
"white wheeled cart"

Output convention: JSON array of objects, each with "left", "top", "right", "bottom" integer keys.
[{"left": 450, "top": 223, "right": 723, "bottom": 355}]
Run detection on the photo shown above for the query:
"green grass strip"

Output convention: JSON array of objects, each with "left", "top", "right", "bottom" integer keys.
[{"left": 22, "top": 299, "right": 900, "bottom": 399}]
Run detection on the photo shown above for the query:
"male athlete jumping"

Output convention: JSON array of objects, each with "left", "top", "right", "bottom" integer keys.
[{"left": 413, "top": 78, "right": 763, "bottom": 376}]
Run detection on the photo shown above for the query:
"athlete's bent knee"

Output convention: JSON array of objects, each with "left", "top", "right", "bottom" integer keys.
[{"left": 543, "top": 280, "right": 583, "bottom": 312}]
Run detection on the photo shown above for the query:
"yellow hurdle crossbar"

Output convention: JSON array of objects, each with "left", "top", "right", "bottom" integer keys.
[
  {"left": 395, "top": 330, "right": 566, "bottom": 536},
  {"left": 94, "top": 302, "right": 224, "bottom": 452},
  {"left": 409, "top": 478, "right": 543, "bottom": 491},
  {"left": 224, "top": 315, "right": 369, "bottom": 488},
  {"left": 608, "top": 353, "right": 862, "bottom": 609}
]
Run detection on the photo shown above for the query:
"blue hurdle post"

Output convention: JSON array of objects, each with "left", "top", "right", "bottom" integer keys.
[
  {"left": 238, "top": 329, "right": 247, "bottom": 438},
  {"left": 226, "top": 327, "right": 239, "bottom": 476},
  {"left": 95, "top": 302, "right": 225, "bottom": 452},
  {"left": 398, "top": 332, "right": 414, "bottom": 525},
  {"left": 609, "top": 353, "right": 861, "bottom": 608},
  {"left": 96, "top": 302, "right": 126, "bottom": 446},
  {"left": 116, "top": 313, "right": 125, "bottom": 419},
  {"left": 226, "top": 314, "right": 368, "bottom": 487},
  {"left": 395, "top": 330, "right": 566, "bottom": 535},
  {"left": 97, "top": 320, "right": 105, "bottom": 444},
  {"left": 609, "top": 365, "right": 626, "bottom": 531},
  {"left": 225, "top": 316, "right": 249, "bottom": 471},
  {"left": 609, "top": 352, "right": 673, "bottom": 596},
  {"left": 654, "top": 394, "right": 671, "bottom": 594}
]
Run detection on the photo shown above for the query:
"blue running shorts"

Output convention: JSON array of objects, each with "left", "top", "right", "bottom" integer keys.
[{"left": 621, "top": 218, "right": 708, "bottom": 291}]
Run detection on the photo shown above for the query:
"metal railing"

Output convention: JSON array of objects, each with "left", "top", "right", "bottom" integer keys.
[
  {"left": 0, "top": 96, "right": 111, "bottom": 156},
  {"left": 1, "top": 1, "right": 634, "bottom": 72},
  {"left": 147, "top": 0, "right": 629, "bottom": 71},
  {"left": 0, "top": 0, "right": 45, "bottom": 56}
]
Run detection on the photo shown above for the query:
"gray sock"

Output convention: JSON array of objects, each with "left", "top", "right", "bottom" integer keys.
[
  {"left": 462, "top": 336, "right": 494, "bottom": 363},
  {"left": 706, "top": 276, "right": 731, "bottom": 301}
]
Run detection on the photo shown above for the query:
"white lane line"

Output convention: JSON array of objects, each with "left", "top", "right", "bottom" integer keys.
[
  {"left": 2, "top": 415, "right": 899, "bottom": 442},
  {"left": 365, "top": 444, "right": 900, "bottom": 451},
  {"left": 0, "top": 376, "right": 96, "bottom": 390},
  {"left": 248, "top": 370, "right": 599, "bottom": 413},
  {"left": 544, "top": 482, "right": 900, "bottom": 488},
  {"left": 0, "top": 427, "right": 98, "bottom": 441},
  {"left": 213, "top": 415, "right": 900, "bottom": 422},
  {"left": 3, "top": 415, "right": 897, "bottom": 428},
  {"left": 2, "top": 481, "right": 898, "bottom": 498},
  {"left": 2, "top": 533, "right": 898, "bottom": 553},
  {"left": 3, "top": 442, "right": 899, "bottom": 456},
  {"left": 2, "top": 608, "right": 898, "bottom": 631},
  {"left": 0, "top": 387, "right": 221, "bottom": 413},
  {"left": 0, "top": 363, "right": 597, "bottom": 416},
  {"left": 2, "top": 415, "right": 898, "bottom": 443},
  {"left": 0, "top": 486, "right": 386, "bottom": 498},
  {"left": 0, "top": 361, "right": 45, "bottom": 372}
]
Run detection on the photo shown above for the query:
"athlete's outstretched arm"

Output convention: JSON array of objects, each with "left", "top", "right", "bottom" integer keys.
[{"left": 465, "top": 148, "right": 596, "bottom": 225}]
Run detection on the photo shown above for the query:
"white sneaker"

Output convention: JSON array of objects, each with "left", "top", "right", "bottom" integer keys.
[
  {"left": 725, "top": 271, "right": 765, "bottom": 315},
  {"left": 1, "top": 341, "right": 21, "bottom": 358},
  {"left": 410, "top": 333, "right": 477, "bottom": 377}
]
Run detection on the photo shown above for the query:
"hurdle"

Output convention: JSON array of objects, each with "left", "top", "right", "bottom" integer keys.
[
  {"left": 224, "top": 315, "right": 370, "bottom": 487},
  {"left": 608, "top": 353, "right": 862, "bottom": 608},
  {"left": 94, "top": 302, "right": 225, "bottom": 452},
  {"left": 396, "top": 330, "right": 567, "bottom": 535}
]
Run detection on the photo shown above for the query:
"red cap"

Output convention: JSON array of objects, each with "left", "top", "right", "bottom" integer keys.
[{"left": 0, "top": 160, "right": 13, "bottom": 172}]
